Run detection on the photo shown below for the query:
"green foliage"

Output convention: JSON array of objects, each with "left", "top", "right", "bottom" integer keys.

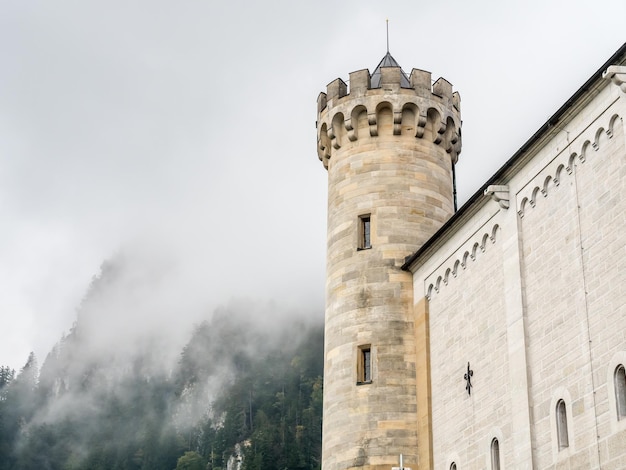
[
  {"left": 175, "top": 451, "right": 206, "bottom": 470},
  {"left": 0, "top": 299, "right": 323, "bottom": 470}
]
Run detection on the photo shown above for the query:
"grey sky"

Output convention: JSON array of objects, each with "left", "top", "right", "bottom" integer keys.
[{"left": 1, "top": 0, "right": 624, "bottom": 371}]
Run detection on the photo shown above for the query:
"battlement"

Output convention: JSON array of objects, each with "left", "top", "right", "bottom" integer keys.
[
  {"left": 318, "top": 66, "right": 460, "bottom": 109},
  {"left": 317, "top": 65, "right": 462, "bottom": 169}
]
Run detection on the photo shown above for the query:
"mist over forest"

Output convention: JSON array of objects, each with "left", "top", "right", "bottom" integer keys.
[{"left": 0, "top": 252, "right": 324, "bottom": 470}]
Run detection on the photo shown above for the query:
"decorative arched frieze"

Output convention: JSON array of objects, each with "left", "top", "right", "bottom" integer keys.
[
  {"left": 580, "top": 140, "right": 591, "bottom": 163},
  {"left": 461, "top": 251, "right": 470, "bottom": 269},
  {"left": 607, "top": 113, "right": 621, "bottom": 138},
  {"left": 518, "top": 197, "right": 529, "bottom": 218},
  {"left": 541, "top": 175, "right": 552, "bottom": 197},
  {"left": 452, "top": 259, "right": 461, "bottom": 277},
  {"left": 566, "top": 152, "right": 577, "bottom": 174},
  {"left": 517, "top": 113, "right": 622, "bottom": 218},
  {"left": 529, "top": 187, "right": 540, "bottom": 207},
  {"left": 554, "top": 164, "right": 565, "bottom": 186},
  {"left": 480, "top": 233, "right": 489, "bottom": 252},
  {"left": 490, "top": 224, "right": 499, "bottom": 243},
  {"left": 471, "top": 242, "right": 480, "bottom": 261},
  {"left": 425, "top": 223, "right": 500, "bottom": 300},
  {"left": 593, "top": 127, "right": 605, "bottom": 151}
]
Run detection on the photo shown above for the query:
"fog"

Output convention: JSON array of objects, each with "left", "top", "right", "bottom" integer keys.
[{"left": 1, "top": 0, "right": 625, "bottom": 371}]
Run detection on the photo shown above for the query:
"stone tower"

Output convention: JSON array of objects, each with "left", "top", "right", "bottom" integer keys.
[{"left": 316, "top": 53, "right": 461, "bottom": 470}]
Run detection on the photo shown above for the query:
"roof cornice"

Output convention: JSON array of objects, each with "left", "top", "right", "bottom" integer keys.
[{"left": 402, "top": 42, "right": 626, "bottom": 272}]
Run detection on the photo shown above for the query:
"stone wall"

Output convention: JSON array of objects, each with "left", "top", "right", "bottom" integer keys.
[{"left": 411, "top": 65, "right": 626, "bottom": 469}]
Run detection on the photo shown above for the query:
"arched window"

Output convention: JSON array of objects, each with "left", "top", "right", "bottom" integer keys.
[
  {"left": 615, "top": 364, "right": 626, "bottom": 420},
  {"left": 450, "top": 463, "right": 457, "bottom": 470},
  {"left": 490, "top": 438, "right": 500, "bottom": 470},
  {"left": 556, "top": 399, "right": 569, "bottom": 450}
]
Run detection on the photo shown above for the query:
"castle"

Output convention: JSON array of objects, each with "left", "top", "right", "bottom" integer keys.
[{"left": 316, "top": 43, "right": 626, "bottom": 469}]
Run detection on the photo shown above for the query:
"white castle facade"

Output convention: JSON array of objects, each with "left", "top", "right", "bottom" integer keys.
[{"left": 316, "top": 43, "right": 626, "bottom": 470}]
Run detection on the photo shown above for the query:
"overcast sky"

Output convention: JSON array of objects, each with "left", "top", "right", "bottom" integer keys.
[{"left": 1, "top": 0, "right": 624, "bottom": 371}]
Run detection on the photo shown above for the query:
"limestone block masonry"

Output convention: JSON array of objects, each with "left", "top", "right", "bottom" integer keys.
[
  {"left": 405, "top": 43, "right": 626, "bottom": 469},
  {"left": 317, "top": 58, "right": 461, "bottom": 470}
]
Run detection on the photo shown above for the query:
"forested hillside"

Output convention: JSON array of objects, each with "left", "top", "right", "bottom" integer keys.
[{"left": 0, "top": 260, "right": 323, "bottom": 470}]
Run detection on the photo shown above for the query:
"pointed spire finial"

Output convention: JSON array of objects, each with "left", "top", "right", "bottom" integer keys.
[{"left": 386, "top": 18, "right": 389, "bottom": 53}]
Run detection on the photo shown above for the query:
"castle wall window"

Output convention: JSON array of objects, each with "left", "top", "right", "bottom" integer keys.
[
  {"left": 358, "top": 215, "right": 371, "bottom": 250},
  {"left": 490, "top": 438, "right": 500, "bottom": 470},
  {"left": 615, "top": 364, "right": 626, "bottom": 420},
  {"left": 450, "top": 463, "right": 457, "bottom": 470},
  {"left": 357, "top": 345, "right": 372, "bottom": 384},
  {"left": 556, "top": 399, "right": 569, "bottom": 450}
]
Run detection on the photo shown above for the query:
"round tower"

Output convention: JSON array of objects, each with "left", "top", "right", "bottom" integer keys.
[{"left": 317, "top": 53, "right": 461, "bottom": 470}]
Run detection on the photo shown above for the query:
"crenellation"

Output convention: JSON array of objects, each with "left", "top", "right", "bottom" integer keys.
[
  {"left": 379, "top": 67, "right": 404, "bottom": 89},
  {"left": 317, "top": 91, "right": 327, "bottom": 114},
  {"left": 349, "top": 69, "right": 371, "bottom": 95},
  {"left": 327, "top": 77, "right": 348, "bottom": 102},
  {"left": 317, "top": 83, "right": 462, "bottom": 163},
  {"left": 433, "top": 77, "right": 453, "bottom": 100},
  {"left": 452, "top": 91, "right": 461, "bottom": 111},
  {"left": 410, "top": 68, "right": 431, "bottom": 93}
]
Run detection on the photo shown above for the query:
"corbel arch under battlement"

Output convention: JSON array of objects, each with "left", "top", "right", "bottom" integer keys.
[
  {"left": 330, "top": 112, "right": 346, "bottom": 150},
  {"left": 316, "top": 94, "right": 462, "bottom": 162},
  {"left": 400, "top": 103, "right": 418, "bottom": 138},
  {"left": 347, "top": 105, "right": 368, "bottom": 142},
  {"left": 443, "top": 116, "right": 462, "bottom": 163},
  {"left": 317, "top": 122, "right": 330, "bottom": 168},
  {"left": 375, "top": 101, "right": 394, "bottom": 135},
  {"left": 424, "top": 107, "right": 443, "bottom": 143}
]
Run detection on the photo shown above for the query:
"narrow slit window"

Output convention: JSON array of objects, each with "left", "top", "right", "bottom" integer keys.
[
  {"left": 450, "top": 463, "right": 457, "bottom": 470},
  {"left": 358, "top": 215, "right": 371, "bottom": 250},
  {"left": 556, "top": 399, "right": 569, "bottom": 450},
  {"left": 615, "top": 364, "right": 626, "bottom": 420},
  {"left": 490, "top": 438, "right": 500, "bottom": 470},
  {"left": 357, "top": 345, "right": 372, "bottom": 384}
]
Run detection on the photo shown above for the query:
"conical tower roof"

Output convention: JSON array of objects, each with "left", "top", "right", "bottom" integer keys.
[{"left": 370, "top": 51, "right": 411, "bottom": 88}]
